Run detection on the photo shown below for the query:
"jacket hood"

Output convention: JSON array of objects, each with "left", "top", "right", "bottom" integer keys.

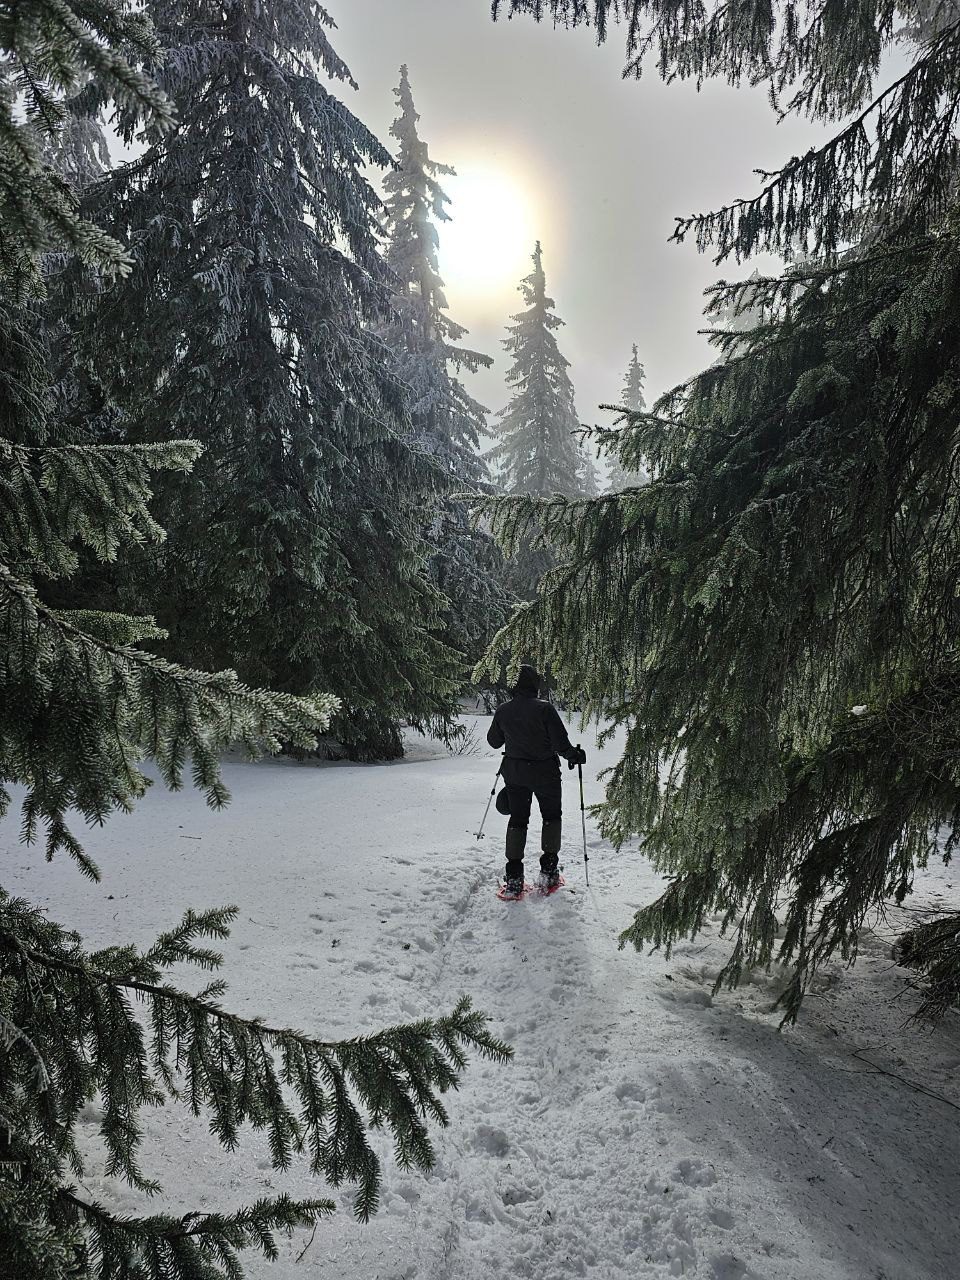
[{"left": 512, "top": 664, "right": 541, "bottom": 696}]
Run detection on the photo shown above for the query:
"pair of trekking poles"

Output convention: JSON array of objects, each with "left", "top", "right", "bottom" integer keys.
[{"left": 474, "top": 748, "right": 590, "bottom": 888}]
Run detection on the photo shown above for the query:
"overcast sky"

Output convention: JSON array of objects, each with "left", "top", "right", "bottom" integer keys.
[{"left": 333, "top": 1, "right": 830, "bottom": 431}]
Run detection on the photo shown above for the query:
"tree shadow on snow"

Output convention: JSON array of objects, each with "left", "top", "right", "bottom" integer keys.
[{"left": 649, "top": 948, "right": 960, "bottom": 1280}]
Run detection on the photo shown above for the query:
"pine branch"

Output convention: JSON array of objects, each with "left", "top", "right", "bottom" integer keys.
[
  {"left": 61, "top": 1188, "right": 336, "bottom": 1279},
  {"left": 0, "top": 0, "right": 173, "bottom": 285},
  {"left": 672, "top": 17, "right": 960, "bottom": 260},
  {"left": 0, "top": 562, "right": 333, "bottom": 874},
  {"left": 897, "top": 911, "right": 960, "bottom": 1021},
  {"left": 1, "top": 897, "right": 511, "bottom": 1228},
  {"left": 0, "top": 438, "right": 202, "bottom": 577}
]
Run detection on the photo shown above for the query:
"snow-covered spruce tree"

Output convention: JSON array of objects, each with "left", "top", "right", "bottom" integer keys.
[
  {"left": 487, "top": 242, "right": 585, "bottom": 597},
  {"left": 483, "top": 1, "right": 960, "bottom": 1020},
  {"left": 0, "top": 19, "right": 509, "bottom": 1278},
  {"left": 577, "top": 443, "right": 601, "bottom": 498},
  {"left": 58, "top": 0, "right": 463, "bottom": 761},
  {"left": 707, "top": 270, "right": 767, "bottom": 351},
  {"left": 605, "top": 345, "right": 650, "bottom": 492},
  {"left": 381, "top": 65, "right": 511, "bottom": 664},
  {"left": 488, "top": 242, "right": 583, "bottom": 499}
]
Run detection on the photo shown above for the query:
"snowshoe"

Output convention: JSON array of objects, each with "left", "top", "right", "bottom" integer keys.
[
  {"left": 497, "top": 878, "right": 527, "bottom": 901},
  {"left": 538, "top": 869, "right": 563, "bottom": 893}
]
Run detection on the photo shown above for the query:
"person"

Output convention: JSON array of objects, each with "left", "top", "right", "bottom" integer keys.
[{"left": 486, "top": 664, "right": 586, "bottom": 895}]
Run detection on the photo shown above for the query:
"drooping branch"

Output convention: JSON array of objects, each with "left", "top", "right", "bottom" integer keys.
[
  {"left": 2, "top": 895, "right": 513, "bottom": 1228},
  {"left": 672, "top": 19, "right": 960, "bottom": 260},
  {"left": 491, "top": 3, "right": 960, "bottom": 259}
]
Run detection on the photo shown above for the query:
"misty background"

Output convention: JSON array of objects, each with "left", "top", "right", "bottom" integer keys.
[{"left": 335, "top": 0, "right": 831, "bottom": 431}]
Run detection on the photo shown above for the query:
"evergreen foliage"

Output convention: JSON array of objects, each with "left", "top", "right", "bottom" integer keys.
[
  {"left": 0, "top": 888, "right": 509, "bottom": 1278},
  {"left": 55, "top": 0, "right": 464, "bottom": 761},
  {"left": 487, "top": 242, "right": 586, "bottom": 596},
  {"left": 0, "top": 318, "right": 509, "bottom": 1280},
  {"left": 488, "top": 242, "right": 583, "bottom": 499},
  {"left": 494, "top": 2, "right": 960, "bottom": 256},
  {"left": 0, "top": 433, "right": 333, "bottom": 878},
  {"left": 0, "top": 0, "right": 172, "bottom": 290},
  {"left": 1, "top": 14, "right": 509, "bottom": 1276},
  {"left": 381, "top": 65, "right": 511, "bottom": 664},
  {"left": 576, "top": 443, "right": 601, "bottom": 499},
  {"left": 483, "top": 1, "right": 960, "bottom": 1019},
  {"left": 605, "top": 345, "right": 650, "bottom": 491}
]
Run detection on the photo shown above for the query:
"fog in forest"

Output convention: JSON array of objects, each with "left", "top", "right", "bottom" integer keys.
[{"left": 337, "top": 0, "right": 830, "bottom": 421}]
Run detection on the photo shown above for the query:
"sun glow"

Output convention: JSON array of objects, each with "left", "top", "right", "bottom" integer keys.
[{"left": 439, "top": 164, "right": 539, "bottom": 308}]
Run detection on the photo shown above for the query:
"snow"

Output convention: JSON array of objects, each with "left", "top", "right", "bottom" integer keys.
[{"left": 4, "top": 714, "right": 960, "bottom": 1279}]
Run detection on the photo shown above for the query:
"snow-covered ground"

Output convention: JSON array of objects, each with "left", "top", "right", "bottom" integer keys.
[{"left": 4, "top": 714, "right": 960, "bottom": 1280}]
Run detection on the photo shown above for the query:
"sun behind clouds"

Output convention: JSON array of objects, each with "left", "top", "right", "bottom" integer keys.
[{"left": 438, "top": 161, "right": 538, "bottom": 312}]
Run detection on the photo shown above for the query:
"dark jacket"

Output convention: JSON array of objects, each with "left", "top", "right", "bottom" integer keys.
[{"left": 487, "top": 690, "right": 577, "bottom": 785}]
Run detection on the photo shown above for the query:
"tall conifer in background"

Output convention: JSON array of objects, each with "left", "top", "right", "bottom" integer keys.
[
  {"left": 577, "top": 443, "right": 602, "bottom": 498},
  {"left": 485, "top": 0, "right": 960, "bottom": 1018},
  {"left": 381, "top": 65, "right": 510, "bottom": 663},
  {"left": 488, "top": 242, "right": 582, "bottom": 498},
  {"left": 57, "top": 0, "right": 461, "bottom": 760},
  {"left": 487, "top": 242, "right": 585, "bottom": 595},
  {"left": 606, "top": 344, "right": 650, "bottom": 491}
]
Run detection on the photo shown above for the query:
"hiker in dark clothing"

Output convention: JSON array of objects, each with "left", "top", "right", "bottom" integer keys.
[{"left": 486, "top": 664, "right": 587, "bottom": 893}]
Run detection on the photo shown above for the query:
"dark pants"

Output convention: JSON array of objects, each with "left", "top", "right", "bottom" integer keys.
[{"left": 504, "top": 778, "right": 562, "bottom": 882}]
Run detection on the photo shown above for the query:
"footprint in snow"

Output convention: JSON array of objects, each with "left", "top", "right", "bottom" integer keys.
[
  {"left": 472, "top": 1125, "right": 510, "bottom": 1157},
  {"left": 464, "top": 1195, "right": 494, "bottom": 1224},
  {"left": 497, "top": 1171, "right": 540, "bottom": 1207},
  {"left": 710, "top": 1254, "right": 757, "bottom": 1280},
  {"left": 658, "top": 983, "right": 713, "bottom": 1008},
  {"left": 676, "top": 1156, "right": 717, "bottom": 1188},
  {"left": 614, "top": 1081, "right": 646, "bottom": 1104},
  {"left": 709, "top": 1207, "right": 736, "bottom": 1230}
]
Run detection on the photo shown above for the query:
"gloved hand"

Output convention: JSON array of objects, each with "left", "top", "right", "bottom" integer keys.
[{"left": 568, "top": 745, "right": 587, "bottom": 769}]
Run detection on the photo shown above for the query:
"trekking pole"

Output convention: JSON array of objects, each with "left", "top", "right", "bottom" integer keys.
[
  {"left": 474, "top": 758, "right": 503, "bottom": 841},
  {"left": 577, "top": 748, "right": 589, "bottom": 887}
]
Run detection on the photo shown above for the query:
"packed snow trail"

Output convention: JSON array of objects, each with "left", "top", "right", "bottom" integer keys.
[{"left": 4, "top": 716, "right": 959, "bottom": 1279}]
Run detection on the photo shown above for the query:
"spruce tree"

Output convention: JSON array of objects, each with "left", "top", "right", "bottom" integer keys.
[
  {"left": 56, "top": 0, "right": 463, "bottom": 761},
  {"left": 487, "top": 242, "right": 585, "bottom": 596},
  {"left": 577, "top": 443, "right": 602, "bottom": 498},
  {"left": 605, "top": 345, "right": 650, "bottom": 492},
  {"left": 381, "top": 65, "right": 511, "bottom": 664},
  {"left": 483, "top": 1, "right": 960, "bottom": 1019},
  {"left": 488, "top": 242, "right": 583, "bottom": 499},
  {"left": 1, "top": 15, "right": 508, "bottom": 1277}
]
